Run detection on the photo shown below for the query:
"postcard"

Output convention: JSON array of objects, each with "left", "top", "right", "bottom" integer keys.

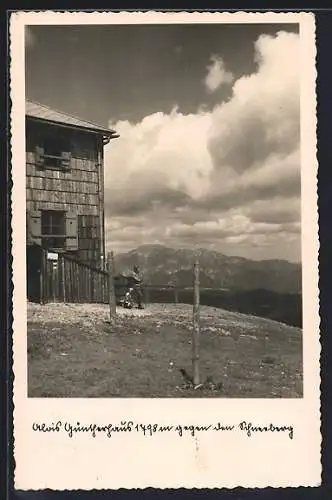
[{"left": 10, "top": 10, "right": 320, "bottom": 489}]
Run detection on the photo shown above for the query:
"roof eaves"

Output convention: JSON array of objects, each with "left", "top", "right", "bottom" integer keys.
[
  {"left": 26, "top": 114, "right": 118, "bottom": 137},
  {"left": 25, "top": 100, "right": 118, "bottom": 137}
]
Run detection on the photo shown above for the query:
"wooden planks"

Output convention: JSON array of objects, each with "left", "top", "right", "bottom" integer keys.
[
  {"left": 26, "top": 201, "right": 99, "bottom": 216},
  {"left": 26, "top": 176, "right": 99, "bottom": 193},
  {"left": 42, "top": 253, "right": 109, "bottom": 304},
  {"left": 27, "top": 189, "right": 99, "bottom": 205},
  {"left": 26, "top": 121, "right": 104, "bottom": 269}
]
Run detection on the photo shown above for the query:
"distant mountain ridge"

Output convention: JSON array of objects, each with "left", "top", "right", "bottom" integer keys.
[{"left": 114, "top": 244, "right": 301, "bottom": 294}]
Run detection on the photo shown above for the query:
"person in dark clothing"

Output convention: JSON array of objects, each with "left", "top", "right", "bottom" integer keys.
[{"left": 130, "top": 265, "right": 144, "bottom": 309}]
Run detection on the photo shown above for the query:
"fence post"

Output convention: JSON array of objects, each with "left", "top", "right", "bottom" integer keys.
[
  {"left": 174, "top": 286, "right": 179, "bottom": 304},
  {"left": 75, "top": 262, "right": 80, "bottom": 303},
  {"left": 107, "top": 252, "right": 116, "bottom": 322},
  {"left": 59, "top": 255, "right": 66, "bottom": 302},
  {"left": 51, "top": 262, "right": 56, "bottom": 302},
  {"left": 39, "top": 248, "right": 47, "bottom": 304},
  {"left": 192, "top": 258, "right": 200, "bottom": 385}
]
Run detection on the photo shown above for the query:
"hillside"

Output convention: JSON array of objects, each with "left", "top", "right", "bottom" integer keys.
[
  {"left": 114, "top": 244, "right": 301, "bottom": 294},
  {"left": 28, "top": 302, "right": 303, "bottom": 398}
]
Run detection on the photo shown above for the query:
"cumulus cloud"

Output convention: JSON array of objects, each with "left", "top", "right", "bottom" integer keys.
[
  {"left": 208, "top": 32, "right": 300, "bottom": 175},
  {"left": 105, "top": 109, "right": 214, "bottom": 215},
  {"left": 204, "top": 55, "right": 234, "bottom": 92},
  {"left": 246, "top": 197, "right": 301, "bottom": 224},
  {"left": 104, "top": 30, "right": 301, "bottom": 261}
]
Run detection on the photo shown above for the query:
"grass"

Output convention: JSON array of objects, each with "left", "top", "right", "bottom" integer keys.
[{"left": 27, "top": 302, "right": 303, "bottom": 398}]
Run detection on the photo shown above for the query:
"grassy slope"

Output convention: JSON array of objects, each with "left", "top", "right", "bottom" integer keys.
[{"left": 27, "top": 302, "right": 303, "bottom": 398}]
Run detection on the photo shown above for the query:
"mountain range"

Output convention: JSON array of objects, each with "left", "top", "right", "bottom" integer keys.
[{"left": 114, "top": 244, "right": 301, "bottom": 294}]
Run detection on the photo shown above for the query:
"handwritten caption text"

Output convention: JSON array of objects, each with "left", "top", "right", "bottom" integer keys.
[{"left": 32, "top": 420, "right": 294, "bottom": 440}]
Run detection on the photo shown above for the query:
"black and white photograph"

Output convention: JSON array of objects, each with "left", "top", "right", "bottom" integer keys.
[
  {"left": 11, "top": 11, "right": 320, "bottom": 490},
  {"left": 24, "top": 20, "right": 304, "bottom": 399}
]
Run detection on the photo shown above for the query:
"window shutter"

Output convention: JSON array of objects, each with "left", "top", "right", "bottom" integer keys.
[
  {"left": 61, "top": 151, "right": 71, "bottom": 170},
  {"left": 35, "top": 146, "right": 44, "bottom": 168},
  {"left": 27, "top": 210, "right": 42, "bottom": 245},
  {"left": 65, "top": 212, "right": 78, "bottom": 251}
]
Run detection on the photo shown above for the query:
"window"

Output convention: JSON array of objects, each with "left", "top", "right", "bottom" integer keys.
[
  {"left": 41, "top": 210, "right": 66, "bottom": 249},
  {"left": 35, "top": 135, "right": 71, "bottom": 170},
  {"left": 28, "top": 210, "right": 78, "bottom": 251}
]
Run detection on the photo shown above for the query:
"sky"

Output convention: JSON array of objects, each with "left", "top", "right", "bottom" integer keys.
[{"left": 25, "top": 22, "right": 301, "bottom": 262}]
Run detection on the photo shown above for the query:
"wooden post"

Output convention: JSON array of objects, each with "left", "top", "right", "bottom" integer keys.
[
  {"left": 97, "top": 272, "right": 100, "bottom": 303},
  {"left": 192, "top": 258, "right": 200, "bottom": 385},
  {"left": 92, "top": 269, "right": 96, "bottom": 303},
  {"left": 39, "top": 248, "right": 47, "bottom": 304},
  {"left": 78, "top": 266, "right": 83, "bottom": 303},
  {"left": 64, "top": 259, "right": 69, "bottom": 302},
  {"left": 101, "top": 272, "right": 104, "bottom": 303},
  {"left": 59, "top": 255, "right": 66, "bottom": 302},
  {"left": 84, "top": 268, "right": 88, "bottom": 303},
  {"left": 69, "top": 261, "right": 73, "bottom": 302},
  {"left": 88, "top": 267, "right": 92, "bottom": 302},
  {"left": 107, "top": 252, "right": 116, "bottom": 322},
  {"left": 51, "top": 263, "right": 56, "bottom": 302},
  {"left": 174, "top": 286, "right": 179, "bottom": 304},
  {"left": 75, "top": 262, "right": 78, "bottom": 302},
  {"left": 103, "top": 272, "right": 107, "bottom": 304}
]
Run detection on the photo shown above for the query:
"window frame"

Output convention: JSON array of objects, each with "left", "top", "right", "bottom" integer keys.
[
  {"left": 35, "top": 133, "right": 72, "bottom": 171},
  {"left": 41, "top": 210, "right": 67, "bottom": 251}
]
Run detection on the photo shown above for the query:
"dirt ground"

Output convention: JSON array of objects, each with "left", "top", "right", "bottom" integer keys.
[{"left": 27, "top": 302, "right": 303, "bottom": 398}]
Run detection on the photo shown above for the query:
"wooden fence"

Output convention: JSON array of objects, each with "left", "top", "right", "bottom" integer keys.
[
  {"left": 42, "top": 260, "right": 185, "bottom": 305},
  {"left": 34, "top": 248, "right": 202, "bottom": 311},
  {"left": 42, "top": 253, "right": 109, "bottom": 304},
  {"left": 37, "top": 249, "right": 185, "bottom": 305}
]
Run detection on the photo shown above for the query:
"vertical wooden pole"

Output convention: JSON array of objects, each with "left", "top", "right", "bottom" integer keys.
[
  {"left": 75, "top": 262, "right": 80, "bottom": 303},
  {"left": 59, "top": 255, "right": 66, "bottom": 302},
  {"left": 104, "top": 272, "right": 108, "bottom": 304},
  {"left": 90, "top": 268, "right": 94, "bottom": 303},
  {"left": 102, "top": 272, "right": 106, "bottom": 303},
  {"left": 107, "top": 251, "right": 116, "bottom": 322},
  {"left": 39, "top": 248, "right": 46, "bottom": 304},
  {"left": 84, "top": 267, "right": 88, "bottom": 302},
  {"left": 100, "top": 272, "right": 103, "bottom": 303},
  {"left": 55, "top": 261, "right": 59, "bottom": 302},
  {"left": 39, "top": 250, "right": 43, "bottom": 305},
  {"left": 192, "top": 258, "right": 200, "bottom": 385},
  {"left": 67, "top": 260, "right": 70, "bottom": 302},
  {"left": 70, "top": 261, "right": 74, "bottom": 302},
  {"left": 94, "top": 270, "right": 97, "bottom": 303},
  {"left": 94, "top": 271, "right": 98, "bottom": 303},
  {"left": 64, "top": 259, "right": 68, "bottom": 302},
  {"left": 67, "top": 261, "right": 71, "bottom": 302},
  {"left": 51, "top": 263, "right": 56, "bottom": 302},
  {"left": 78, "top": 266, "right": 82, "bottom": 303},
  {"left": 97, "top": 272, "right": 100, "bottom": 303},
  {"left": 89, "top": 268, "right": 92, "bottom": 303},
  {"left": 174, "top": 286, "right": 179, "bottom": 304},
  {"left": 76, "top": 263, "right": 79, "bottom": 303},
  {"left": 99, "top": 272, "right": 102, "bottom": 303}
]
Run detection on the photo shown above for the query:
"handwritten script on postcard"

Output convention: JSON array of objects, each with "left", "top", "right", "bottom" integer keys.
[{"left": 32, "top": 420, "right": 294, "bottom": 440}]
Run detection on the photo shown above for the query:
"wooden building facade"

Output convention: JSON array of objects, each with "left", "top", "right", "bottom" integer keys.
[{"left": 26, "top": 100, "right": 118, "bottom": 301}]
